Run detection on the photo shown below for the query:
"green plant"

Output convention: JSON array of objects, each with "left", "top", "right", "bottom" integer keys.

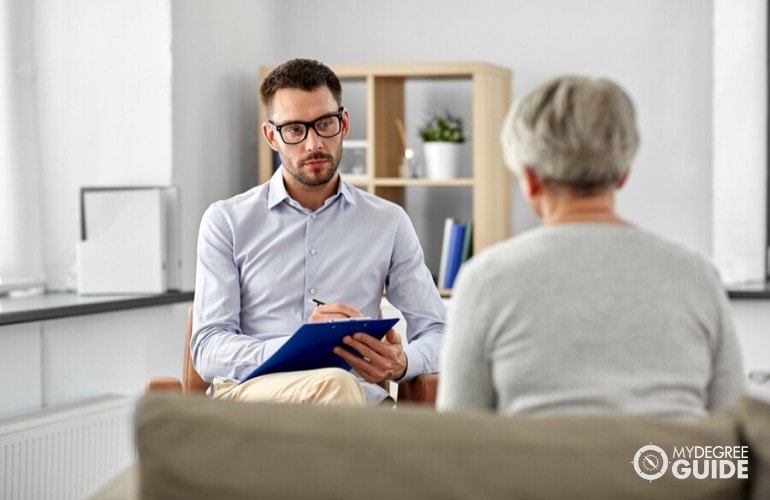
[{"left": 419, "top": 111, "right": 465, "bottom": 143}]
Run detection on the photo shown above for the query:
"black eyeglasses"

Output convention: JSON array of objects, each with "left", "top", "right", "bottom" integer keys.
[{"left": 268, "top": 107, "right": 344, "bottom": 145}]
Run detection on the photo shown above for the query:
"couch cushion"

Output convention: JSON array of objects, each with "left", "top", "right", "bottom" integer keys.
[
  {"left": 739, "top": 397, "right": 770, "bottom": 500},
  {"left": 136, "top": 393, "right": 747, "bottom": 500}
]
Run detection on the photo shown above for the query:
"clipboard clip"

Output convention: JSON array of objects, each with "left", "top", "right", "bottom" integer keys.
[{"left": 327, "top": 317, "right": 373, "bottom": 323}]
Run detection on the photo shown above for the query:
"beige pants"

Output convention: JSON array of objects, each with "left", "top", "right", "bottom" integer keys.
[{"left": 211, "top": 367, "right": 366, "bottom": 407}]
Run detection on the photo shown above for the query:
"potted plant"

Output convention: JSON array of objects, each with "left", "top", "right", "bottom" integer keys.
[
  {"left": 419, "top": 111, "right": 465, "bottom": 143},
  {"left": 418, "top": 111, "right": 465, "bottom": 179}
]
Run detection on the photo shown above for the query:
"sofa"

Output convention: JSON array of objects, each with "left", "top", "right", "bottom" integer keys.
[{"left": 93, "top": 393, "right": 769, "bottom": 500}]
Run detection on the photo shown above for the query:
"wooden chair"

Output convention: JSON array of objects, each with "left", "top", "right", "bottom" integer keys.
[{"left": 147, "top": 307, "right": 438, "bottom": 405}]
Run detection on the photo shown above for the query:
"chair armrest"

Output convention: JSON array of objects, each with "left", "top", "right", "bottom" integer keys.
[
  {"left": 146, "top": 376, "right": 183, "bottom": 393},
  {"left": 397, "top": 373, "right": 438, "bottom": 406}
]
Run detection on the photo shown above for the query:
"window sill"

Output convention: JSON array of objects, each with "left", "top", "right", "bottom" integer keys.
[
  {"left": 726, "top": 281, "right": 770, "bottom": 300},
  {"left": 0, "top": 290, "right": 194, "bottom": 326}
]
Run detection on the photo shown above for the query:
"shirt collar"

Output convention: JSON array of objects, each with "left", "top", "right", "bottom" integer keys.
[{"left": 267, "top": 166, "right": 356, "bottom": 210}]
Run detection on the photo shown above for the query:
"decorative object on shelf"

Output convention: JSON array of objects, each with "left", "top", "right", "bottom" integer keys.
[
  {"left": 419, "top": 111, "right": 465, "bottom": 179},
  {"left": 395, "top": 118, "right": 420, "bottom": 178},
  {"left": 339, "top": 140, "right": 367, "bottom": 177}
]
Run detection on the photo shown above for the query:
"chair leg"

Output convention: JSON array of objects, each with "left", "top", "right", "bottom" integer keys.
[{"left": 397, "top": 374, "right": 438, "bottom": 406}]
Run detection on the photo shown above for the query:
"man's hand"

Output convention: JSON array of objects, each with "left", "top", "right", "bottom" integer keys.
[
  {"left": 309, "top": 302, "right": 363, "bottom": 322},
  {"left": 333, "top": 328, "right": 408, "bottom": 384}
]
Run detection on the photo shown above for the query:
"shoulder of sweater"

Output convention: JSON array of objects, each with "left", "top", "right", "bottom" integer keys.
[{"left": 466, "top": 224, "right": 715, "bottom": 273}]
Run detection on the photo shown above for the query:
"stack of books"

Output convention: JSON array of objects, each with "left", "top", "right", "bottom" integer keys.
[{"left": 437, "top": 218, "right": 473, "bottom": 291}]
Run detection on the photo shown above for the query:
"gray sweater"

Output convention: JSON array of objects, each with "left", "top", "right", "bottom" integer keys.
[{"left": 436, "top": 224, "right": 745, "bottom": 418}]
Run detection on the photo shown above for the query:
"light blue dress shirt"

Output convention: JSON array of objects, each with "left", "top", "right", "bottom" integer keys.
[{"left": 191, "top": 167, "right": 446, "bottom": 404}]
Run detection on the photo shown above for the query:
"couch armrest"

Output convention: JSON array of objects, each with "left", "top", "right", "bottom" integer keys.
[
  {"left": 397, "top": 373, "right": 438, "bottom": 406},
  {"left": 146, "top": 377, "right": 183, "bottom": 393}
]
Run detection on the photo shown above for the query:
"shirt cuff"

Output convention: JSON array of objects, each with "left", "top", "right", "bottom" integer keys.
[{"left": 395, "top": 344, "right": 422, "bottom": 383}]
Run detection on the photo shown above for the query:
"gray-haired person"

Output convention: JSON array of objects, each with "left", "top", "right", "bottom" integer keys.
[{"left": 437, "top": 75, "right": 745, "bottom": 418}]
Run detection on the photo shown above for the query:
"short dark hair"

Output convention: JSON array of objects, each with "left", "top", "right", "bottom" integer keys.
[{"left": 259, "top": 58, "right": 342, "bottom": 117}]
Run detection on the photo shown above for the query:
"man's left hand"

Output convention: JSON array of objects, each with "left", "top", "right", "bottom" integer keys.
[{"left": 333, "top": 328, "right": 407, "bottom": 384}]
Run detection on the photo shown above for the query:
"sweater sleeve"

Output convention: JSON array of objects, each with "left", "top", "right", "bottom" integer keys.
[
  {"left": 436, "top": 258, "right": 496, "bottom": 412},
  {"left": 706, "top": 286, "right": 746, "bottom": 411}
]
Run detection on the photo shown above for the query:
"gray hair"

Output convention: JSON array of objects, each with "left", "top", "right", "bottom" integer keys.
[{"left": 501, "top": 75, "right": 639, "bottom": 195}]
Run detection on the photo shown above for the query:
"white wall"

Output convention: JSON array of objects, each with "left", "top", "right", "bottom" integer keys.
[
  {"left": 279, "top": 0, "right": 716, "bottom": 258},
  {"left": 35, "top": 0, "right": 173, "bottom": 290},
  {"left": 170, "top": 0, "right": 276, "bottom": 290}
]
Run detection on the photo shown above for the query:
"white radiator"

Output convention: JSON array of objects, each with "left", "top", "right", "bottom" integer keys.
[{"left": 0, "top": 395, "right": 135, "bottom": 500}]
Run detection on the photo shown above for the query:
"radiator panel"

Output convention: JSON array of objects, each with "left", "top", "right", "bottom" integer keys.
[{"left": 0, "top": 395, "right": 135, "bottom": 500}]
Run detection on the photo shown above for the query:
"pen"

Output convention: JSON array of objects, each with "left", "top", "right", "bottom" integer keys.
[{"left": 310, "top": 298, "right": 372, "bottom": 320}]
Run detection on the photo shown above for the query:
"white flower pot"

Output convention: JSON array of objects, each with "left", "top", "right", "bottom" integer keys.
[{"left": 423, "top": 142, "right": 462, "bottom": 179}]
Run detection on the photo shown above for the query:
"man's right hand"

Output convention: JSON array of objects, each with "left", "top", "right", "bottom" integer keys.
[{"left": 309, "top": 302, "right": 364, "bottom": 322}]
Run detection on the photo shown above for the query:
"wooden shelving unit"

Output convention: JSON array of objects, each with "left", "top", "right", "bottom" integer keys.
[{"left": 257, "top": 62, "right": 512, "bottom": 262}]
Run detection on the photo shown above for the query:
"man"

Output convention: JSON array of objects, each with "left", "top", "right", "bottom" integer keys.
[{"left": 191, "top": 58, "right": 445, "bottom": 406}]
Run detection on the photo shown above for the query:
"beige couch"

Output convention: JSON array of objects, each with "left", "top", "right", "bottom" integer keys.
[{"left": 94, "top": 393, "right": 769, "bottom": 500}]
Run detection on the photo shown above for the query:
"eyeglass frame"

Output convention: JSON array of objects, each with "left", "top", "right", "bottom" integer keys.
[{"left": 268, "top": 107, "right": 345, "bottom": 145}]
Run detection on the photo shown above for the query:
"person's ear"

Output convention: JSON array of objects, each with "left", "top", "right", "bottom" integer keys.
[
  {"left": 616, "top": 168, "right": 631, "bottom": 190},
  {"left": 262, "top": 122, "right": 280, "bottom": 152},
  {"left": 522, "top": 166, "right": 543, "bottom": 197},
  {"left": 340, "top": 108, "right": 350, "bottom": 139},
  {"left": 519, "top": 166, "right": 544, "bottom": 218}
]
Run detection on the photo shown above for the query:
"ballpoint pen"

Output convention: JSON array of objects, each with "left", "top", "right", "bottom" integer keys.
[{"left": 310, "top": 299, "right": 372, "bottom": 320}]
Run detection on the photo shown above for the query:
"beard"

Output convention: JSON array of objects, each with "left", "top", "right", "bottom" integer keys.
[{"left": 282, "top": 143, "right": 342, "bottom": 188}]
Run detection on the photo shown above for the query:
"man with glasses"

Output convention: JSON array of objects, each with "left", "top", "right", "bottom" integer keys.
[{"left": 191, "top": 58, "right": 446, "bottom": 406}]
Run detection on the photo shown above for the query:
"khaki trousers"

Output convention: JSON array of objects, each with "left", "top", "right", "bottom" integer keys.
[{"left": 211, "top": 367, "right": 366, "bottom": 407}]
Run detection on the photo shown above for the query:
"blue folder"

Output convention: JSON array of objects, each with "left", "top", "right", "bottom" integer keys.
[{"left": 240, "top": 317, "right": 400, "bottom": 383}]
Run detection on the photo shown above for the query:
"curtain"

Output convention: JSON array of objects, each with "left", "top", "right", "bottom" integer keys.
[{"left": 0, "top": 0, "right": 45, "bottom": 293}]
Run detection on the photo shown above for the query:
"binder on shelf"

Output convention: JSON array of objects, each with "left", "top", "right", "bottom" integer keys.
[
  {"left": 438, "top": 218, "right": 473, "bottom": 291},
  {"left": 461, "top": 220, "right": 474, "bottom": 263},
  {"left": 443, "top": 222, "right": 466, "bottom": 289},
  {"left": 437, "top": 218, "right": 455, "bottom": 289}
]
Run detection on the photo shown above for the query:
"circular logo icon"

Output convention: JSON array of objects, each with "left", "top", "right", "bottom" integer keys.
[{"left": 633, "top": 443, "right": 669, "bottom": 481}]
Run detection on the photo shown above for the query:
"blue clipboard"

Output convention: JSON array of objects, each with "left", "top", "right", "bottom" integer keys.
[{"left": 240, "top": 317, "right": 400, "bottom": 383}]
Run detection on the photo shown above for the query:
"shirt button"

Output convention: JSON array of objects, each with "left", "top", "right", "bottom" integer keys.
[
  {"left": 309, "top": 288, "right": 316, "bottom": 295},
  {"left": 311, "top": 213, "right": 317, "bottom": 219},
  {"left": 310, "top": 248, "right": 317, "bottom": 255}
]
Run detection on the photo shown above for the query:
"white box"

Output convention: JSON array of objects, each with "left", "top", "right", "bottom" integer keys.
[{"left": 76, "top": 186, "right": 181, "bottom": 295}]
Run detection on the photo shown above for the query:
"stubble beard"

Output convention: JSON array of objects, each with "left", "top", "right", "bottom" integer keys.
[{"left": 284, "top": 146, "right": 341, "bottom": 188}]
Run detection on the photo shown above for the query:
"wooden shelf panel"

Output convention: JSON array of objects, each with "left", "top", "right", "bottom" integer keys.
[
  {"left": 372, "top": 177, "right": 474, "bottom": 188},
  {"left": 342, "top": 176, "right": 474, "bottom": 188},
  {"left": 331, "top": 62, "right": 511, "bottom": 79}
]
